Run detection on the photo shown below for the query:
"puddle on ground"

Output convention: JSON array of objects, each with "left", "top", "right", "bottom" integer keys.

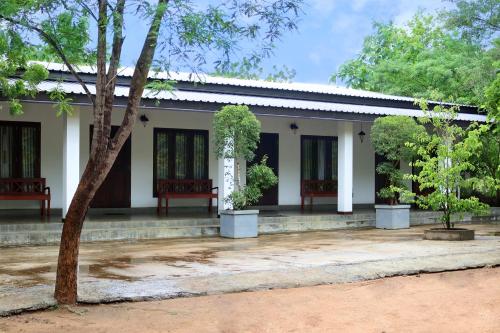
[{"left": 0, "top": 249, "right": 221, "bottom": 287}]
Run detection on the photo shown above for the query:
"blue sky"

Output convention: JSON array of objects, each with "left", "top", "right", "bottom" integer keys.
[{"left": 120, "top": 0, "right": 450, "bottom": 85}]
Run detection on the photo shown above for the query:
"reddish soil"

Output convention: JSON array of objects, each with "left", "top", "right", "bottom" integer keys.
[{"left": 1, "top": 268, "right": 499, "bottom": 333}]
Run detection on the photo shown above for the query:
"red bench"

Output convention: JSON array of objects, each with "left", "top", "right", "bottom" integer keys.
[
  {"left": 157, "top": 179, "right": 218, "bottom": 214},
  {"left": 301, "top": 179, "right": 338, "bottom": 211},
  {"left": 0, "top": 178, "right": 51, "bottom": 217}
]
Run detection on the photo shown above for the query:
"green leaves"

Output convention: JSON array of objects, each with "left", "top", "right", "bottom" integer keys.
[
  {"left": 409, "top": 103, "right": 489, "bottom": 228},
  {"left": 213, "top": 105, "right": 261, "bottom": 161},
  {"left": 227, "top": 156, "right": 278, "bottom": 210},
  {"left": 48, "top": 82, "right": 73, "bottom": 117},
  {"left": 214, "top": 105, "right": 278, "bottom": 210},
  {"left": 371, "top": 115, "right": 426, "bottom": 204},
  {"left": 334, "top": 12, "right": 498, "bottom": 106}
]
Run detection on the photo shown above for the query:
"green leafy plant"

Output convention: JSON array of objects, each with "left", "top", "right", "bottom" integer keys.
[
  {"left": 213, "top": 105, "right": 278, "bottom": 210},
  {"left": 407, "top": 100, "right": 490, "bottom": 229},
  {"left": 371, "top": 115, "right": 426, "bottom": 204}
]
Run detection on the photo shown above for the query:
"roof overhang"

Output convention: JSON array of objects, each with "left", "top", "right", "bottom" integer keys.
[{"left": 14, "top": 80, "right": 487, "bottom": 123}]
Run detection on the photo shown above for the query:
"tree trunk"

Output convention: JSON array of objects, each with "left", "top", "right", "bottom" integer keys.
[
  {"left": 53, "top": 0, "right": 167, "bottom": 304},
  {"left": 54, "top": 156, "right": 118, "bottom": 303},
  {"left": 53, "top": 185, "right": 92, "bottom": 304}
]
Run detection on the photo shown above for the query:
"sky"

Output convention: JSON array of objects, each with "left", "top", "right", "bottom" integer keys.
[{"left": 120, "top": 0, "right": 451, "bottom": 85}]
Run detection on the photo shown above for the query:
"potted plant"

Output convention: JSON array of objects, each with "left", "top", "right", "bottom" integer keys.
[
  {"left": 371, "top": 115, "right": 426, "bottom": 229},
  {"left": 213, "top": 105, "right": 278, "bottom": 238},
  {"left": 408, "top": 100, "right": 489, "bottom": 240}
]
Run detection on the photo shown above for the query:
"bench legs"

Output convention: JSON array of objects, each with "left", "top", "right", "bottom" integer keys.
[
  {"left": 39, "top": 199, "right": 50, "bottom": 218},
  {"left": 156, "top": 195, "right": 169, "bottom": 215},
  {"left": 157, "top": 196, "right": 217, "bottom": 215},
  {"left": 300, "top": 196, "right": 315, "bottom": 212}
]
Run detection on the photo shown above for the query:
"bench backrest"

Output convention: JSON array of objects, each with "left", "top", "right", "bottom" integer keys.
[
  {"left": 301, "top": 179, "right": 338, "bottom": 195},
  {"left": 0, "top": 178, "right": 46, "bottom": 194},
  {"left": 158, "top": 179, "right": 213, "bottom": 194}
]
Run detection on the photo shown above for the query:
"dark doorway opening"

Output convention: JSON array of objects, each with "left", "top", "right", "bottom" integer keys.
[
  {"left": 90, "top": 126, "right": 131, "bottom": 208},
  {"left": 248, "top": 132, "right": 279, "bottom": 206}
]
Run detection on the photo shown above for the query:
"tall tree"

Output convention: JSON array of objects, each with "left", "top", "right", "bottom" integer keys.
[
  {"left": 213, "top": 56, "right": 296, "bottom": 82},
  {"left": 445, "top": 0, "right": 500, "bottom": 44},
  {"left": 0, "top": 0, "right": 303, "bottom": 304},
  {"left": 333, "top": 13, "right": 498, "bottom": 106}
]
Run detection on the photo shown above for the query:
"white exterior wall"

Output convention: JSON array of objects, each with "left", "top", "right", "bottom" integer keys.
[
  {"left": 259, "top": 116, "right": 375, "bottom": 206},
  {"left": 0, "top": 102, "right": 376, "bottom": 209}
]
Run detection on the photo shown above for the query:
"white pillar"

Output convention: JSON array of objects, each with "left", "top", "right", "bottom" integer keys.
[
  {"left": 62, "top": 108, "right": 80, "bottom": 218},
  {"left": 217, "top": 141, "right": 234, "bottom": 212},
  {"left": 337, "top": 122, "right": 353, "bottom": 214}
]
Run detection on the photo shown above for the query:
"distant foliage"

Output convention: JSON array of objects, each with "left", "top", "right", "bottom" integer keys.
[
  {"left": 213, "top": 57, "right": 296, "bottom": 83},
  {"left": 333, "top": 14, "right": 498, "bottom": 106}
]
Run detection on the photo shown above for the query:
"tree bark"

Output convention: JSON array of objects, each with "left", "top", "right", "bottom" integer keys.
[{"left": 54, "top": 0, "right": 168, "bottom": 304}]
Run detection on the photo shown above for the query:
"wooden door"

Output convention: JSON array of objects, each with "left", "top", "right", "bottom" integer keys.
[
  {"left": 90, "top": 126, "right": 131, "bottom": 208},
  {"left": 248, "top": 133, "right": 279, "bottom": 206}
]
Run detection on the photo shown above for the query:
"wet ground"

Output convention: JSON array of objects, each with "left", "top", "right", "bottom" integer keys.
[
  {"left": 0, "top": 223, "right": 499, "bottom": 316},
  {"left": 1, "top": 268, "right": 499, "bottom": 333}
]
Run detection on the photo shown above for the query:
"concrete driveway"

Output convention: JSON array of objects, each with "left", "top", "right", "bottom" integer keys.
[{"left": 1, "top": 223, "right": 499, "bottom": 316}]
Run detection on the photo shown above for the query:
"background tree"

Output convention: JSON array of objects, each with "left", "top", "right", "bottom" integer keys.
[
  {"left": 0, "top": 0, "right": 303, "bottom": 304},
  {"left": 409, "top": 101, "right": 489, "bottom": 229},
  {"left": 334, "top": 0, "right": 499, "bottom": 205},
  {"left": 213, "top": 56, "right": 296, "bottom": 82},
  {"left": 370, "top": 115, "right": 426, "bottom": 204},
  {"left": 444, "top": 0, "right": 499, "bottom": 44},
  {"left": 333, "top": 13, "right": 498, "bottom": 106}
]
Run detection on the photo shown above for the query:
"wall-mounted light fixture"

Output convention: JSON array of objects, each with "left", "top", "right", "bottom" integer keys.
[
  {"left": 290, "top": 122, "right": 299, "bottom": 134},
  {"left": 139, "top": 114, "right": 149, "bottom": 127},
  {"left": 358, "top": 123, "right": 366, "bottom": 143}
]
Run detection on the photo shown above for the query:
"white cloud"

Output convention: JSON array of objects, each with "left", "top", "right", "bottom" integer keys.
[
  {"left": 310, "top": 0, "right": 336, "bottom": 14},
  {"left": 308, "top": 51, "right": 322, "bottom": 65},
  {"left": 351, "top": 0, "right": 368, "bottom": 12}
]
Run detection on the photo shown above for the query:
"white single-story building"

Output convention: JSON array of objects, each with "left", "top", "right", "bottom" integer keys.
[{"left": 0, "top": 62, "right": 486, "bottom": 218}]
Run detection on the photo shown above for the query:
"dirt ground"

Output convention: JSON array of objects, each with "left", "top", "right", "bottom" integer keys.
[{"left": 1, "top": 267, "right": 499, "bottom": 333}]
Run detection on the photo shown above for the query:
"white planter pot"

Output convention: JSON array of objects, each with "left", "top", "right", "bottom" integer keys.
[
  {"left": 220, "top": 210, "right": 259, "bottom": 238},
  {"left": 375, "top": 205, "right": 411, "bottom": 229}
]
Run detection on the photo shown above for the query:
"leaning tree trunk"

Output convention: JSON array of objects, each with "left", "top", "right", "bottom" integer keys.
[
  {"left": 54, "top": 157, "right": 117, "bottom": 304},
  {"left": 53, "top": 0, "right": 167, "bottom": 304}
]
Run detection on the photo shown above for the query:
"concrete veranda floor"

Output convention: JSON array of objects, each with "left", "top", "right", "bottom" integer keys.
[{"left": 1, "top": 223, "right": 499, "bottom": 316}]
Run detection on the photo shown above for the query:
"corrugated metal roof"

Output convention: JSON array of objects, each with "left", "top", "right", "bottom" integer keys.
[
  {"left": 31, "top": 61, "right": 429, "bottom": 103},
  {"left": 31, "top": 80, "right": 487, "bottom": 122}
]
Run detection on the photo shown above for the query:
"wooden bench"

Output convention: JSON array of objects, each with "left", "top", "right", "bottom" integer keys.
[
  {"left": 157, "top": 179, "right": 218, "bottom": 214},
  {"left": 301, "top": 179, "right": 338, "bottom": 211},
  {"left": 0, "top": 178, "right": 51, "bottom": 217}
]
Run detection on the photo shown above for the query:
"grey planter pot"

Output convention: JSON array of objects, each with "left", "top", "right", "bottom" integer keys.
[
  {"left": 375, "top": 205, "right": 411, "bottom": 229},
  {"left": 220, "top": 210, "right": 259, "bottom": 238},
  {"left": 424, "top": 228, "right": 474, "bottom": 241}
]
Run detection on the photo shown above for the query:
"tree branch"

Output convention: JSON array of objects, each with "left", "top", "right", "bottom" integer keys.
[
  {"left": 110, "top": 0, "right": 168, "bottom": 151},
  {"left": 102, "top": 0, "right": 126, "bottom": 146},
  {"left": 90, "top": 0, "right": 110, "bottom": 155},
  {"left": 0, "top": 15, "right": 96, "bottom": 107}
]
